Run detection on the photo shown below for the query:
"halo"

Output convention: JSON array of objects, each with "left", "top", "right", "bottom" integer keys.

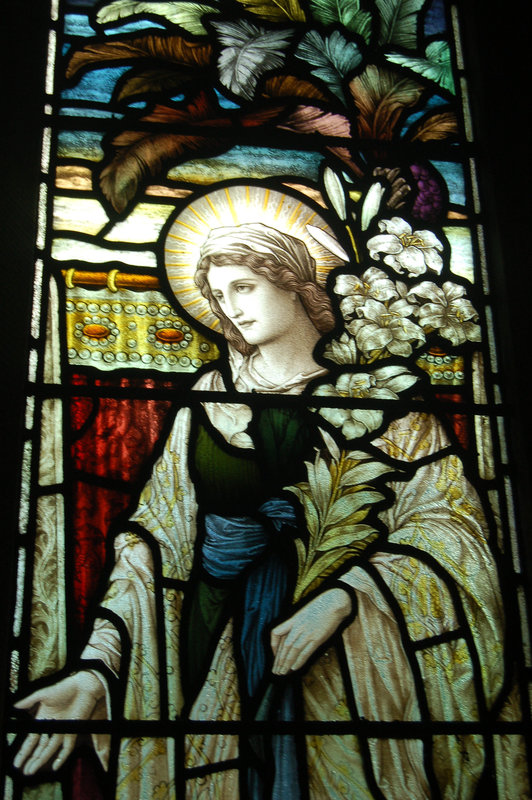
[{"left": 164, "top": 184, "right": 345, "bottom": 330}]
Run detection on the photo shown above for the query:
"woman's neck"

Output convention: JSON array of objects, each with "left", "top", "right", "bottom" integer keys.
[{"left": 253, "top": 311, "right": 322, "bottom": 385}]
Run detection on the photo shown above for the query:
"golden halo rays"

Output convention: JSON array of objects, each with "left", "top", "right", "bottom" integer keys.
[{"left": 164, "top": 184, "right": 344, "bottom": 331}]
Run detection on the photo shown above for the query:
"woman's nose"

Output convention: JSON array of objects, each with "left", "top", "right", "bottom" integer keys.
[{"left": 226, "top": 296, "right": 243, "bottom": 319}]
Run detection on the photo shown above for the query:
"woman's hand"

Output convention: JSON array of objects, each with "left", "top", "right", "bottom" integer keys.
[
  {"left": 270, "top": 587, "right": 354, "bottom": 675},
  {"left": 13, "top": 671, "right": 104, "bottom": 775}
]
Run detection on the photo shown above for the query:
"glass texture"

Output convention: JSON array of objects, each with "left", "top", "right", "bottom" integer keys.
[{"left": 3, "top": 1, "right": 531, "bottom": 798}]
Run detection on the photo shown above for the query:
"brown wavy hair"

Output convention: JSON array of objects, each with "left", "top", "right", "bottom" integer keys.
[{"left": 195, "top": 248, "right": 335, "bottom": 356}]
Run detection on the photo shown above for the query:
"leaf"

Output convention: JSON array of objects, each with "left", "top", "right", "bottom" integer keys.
[
  {"left": 309, "top": 0, "right": 373, "bottom": 44},
  {"left": 295, "top": 537, "right": 308, "bottom": 574},
  {"left": 262, "top": 74, "right": 328, "bottom": 102},
  {"left": 408, "top": 109, "right": 458, "bottom": 142},
  {"left": 325, "top": 490, "right": 384, "bottom": 527},
  {"left": 234, "top": 0, "right": 306, "bottom": 23},
  {"left": 323, "top": 166, "right": 346, "bottom": 220},
  {"left": 278, "top": 105, "right": 351, "bottom": 137},
  {"left": 66, "top": 34, "right": 213, "bottom": 79},
  {"left": 349, "top": 63, "right": 424, "bottom": 139},
  {"left": 96, "top": 1, "right": 220, "bottom": 36},
  {"left": 386, "top": 41, "right": 455, "bottom": 94},
  {"left": 316, "top": 524, "right": 377, "bottom": 550},
  {"left": 318, "top": 426, "right": 341, "bottom": 461},
  {"left": 99, "top": 94, "right": 228, "bottom": 212},
  {"left": 115, "top": 67, "right": 196, "bottom": 102},
  {"left": 340, "top": 460, "right": 393, "bottom": 486},
  {"left": 295, "top": 30, "right": 363, "bottom": 103},
  {"left": 294, "top": 547, "right": 364, "bottom": 599},
  {"left": 286, "top": 485, "right": 320, "bottom": 537},
  {"left": 306, "top": 225, "right": 349, "bottom": 261},
  {"left": 213, "top": 20, "right": 292, "bottom": 100},
  {"left": 326, "top": 145, "right": 364, "bottom": 178},
  {"left": 306, "top": 454, "right": 333, "bottom": 515},
  {"left": 375, "top": 0, "right": 425, "bottom": 49},
  {"left": 345, "top": 449, "right": 373, "bottom": 461}
]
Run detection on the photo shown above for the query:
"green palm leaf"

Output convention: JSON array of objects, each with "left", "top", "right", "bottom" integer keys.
[
  {"left": 234, "top": 0, "right": 306, "bottom": 22},
  {"left": 96, "top": 1, "right": 220, "bottom": 35},
  {"left": 309, "top": 0, "right": 372, "bottom": 44},
  {"left": 375, "top": 0, "right": 425, "bottom": 49},
  {"left": 386, "top": 41, "right": 455, "bottom": 94}
]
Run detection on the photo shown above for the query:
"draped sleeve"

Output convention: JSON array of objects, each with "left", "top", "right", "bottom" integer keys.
[{"left": 336, "top": 411, "right": 505, "bottom": 799}]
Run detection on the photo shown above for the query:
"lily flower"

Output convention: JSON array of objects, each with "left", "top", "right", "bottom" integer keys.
[
  {"left": 322, "top": 332, "right": 358, "bottom": 364},
  {"left": 407, "top": 281, "right": 482, "bottom": 346},
  {"left": 334, "top": 267, "right": 399, "bottom": 320},
  {"left": 367, "top": 217, "right": 444, "bottom": 276},
  {"left": 348, "top": 298, "right": 425, "bottom": 358},
  {"left": 315, "top": 366, "right": 418, "bottom": 439}
]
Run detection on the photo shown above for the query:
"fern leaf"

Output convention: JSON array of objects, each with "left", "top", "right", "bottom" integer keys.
[
  {"left": 408, "top": 109, "right": 458, "bottom": 142},
  {"left": 278, "top": 105, "right": 351, "bottom": 137},
  {"left": 234, "top": 0, "right": 306, "bottom": 23},
  {"left": 309, "top": 0, "right": 372, "bottom": 44},
  {"left": 295, "top": 29, "right": 363, "bottom": 103},
  {"left": 115, "top": 67, "right": 196, "bottom": 102},
  {"left": 262, "top": 74, "right": 328, "bottom": 102},
  {"left": 214, "top": 20, "right": 292, "bottom": 100},
  {"left": 99, "top": 94, "right": 227, "bottom": 212},
  {"left": 96, "top": 1, "right": 219, "bottom": 35},
  {"left": 66, "top": 34, "right": 212, "bottom": 79},
  {"left": 375, "top": 0, "right": 425, "bottom": 49},
  {"left": 349, "top": 63, "right": 424, "bottom": 139},
  {"left": 386, "top": 41, "right": 454, "bottom": 94}
]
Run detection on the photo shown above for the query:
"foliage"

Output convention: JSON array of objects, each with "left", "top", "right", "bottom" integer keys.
[
  {"left": 286, "top": 429, "right": 393, "bottom": 601},
  {"left": 214, "top": 20, "right": 293, "bottom": 100},
  {"left": 386, "top": 41, "right": 455, "bottom": 94},
  {"left": 234, "top": 0, "right": 306, "bottom": 23},
  {"left": 309, "top": 0, "right": 372, "bottom": 43},
  {"left": 96, "top": 1, "right": 221, "bottom": 36},
  {"left": 63, "top": 0, "right": 459, "bottom": 213},
  {"left": 375, "top": 0, "right": 426, "bottom": 48}
]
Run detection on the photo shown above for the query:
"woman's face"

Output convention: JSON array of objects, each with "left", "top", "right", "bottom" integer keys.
[{"left": 207, "top": 264, "right": 299, "bottom": 347}]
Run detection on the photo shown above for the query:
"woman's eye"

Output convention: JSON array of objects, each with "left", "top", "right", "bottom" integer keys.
[{"left": 236, "top": 284, "right": 252, "bottom": 293}]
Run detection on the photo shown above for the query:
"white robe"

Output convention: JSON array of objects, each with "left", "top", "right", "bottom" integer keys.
[{"left": 81, "top": 359, "right": 516, "bottom": 800}]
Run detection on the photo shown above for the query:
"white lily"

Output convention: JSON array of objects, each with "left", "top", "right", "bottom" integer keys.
[
  {"left": 322, "top": 332, "right": 358, "bottom": 365},
  {"left": 334, "top": 267, "right": 399, "bottom": 321},
  {"left": 314, "top": 367, "right": 418, "bottom": 439},
  {"left": 407, "top": 281, "right": 481, "bottom": 345},
  {"left": 367, "top": 217, "right": 444, "bottom": 277},
  {"left": 348, "top": 297, "right": 425, "bottom": 358}
]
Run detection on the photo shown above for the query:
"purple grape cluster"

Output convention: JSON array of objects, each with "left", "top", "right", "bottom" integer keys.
[{"left": 409, "top": 163, "right": 444, "bottom": 223}]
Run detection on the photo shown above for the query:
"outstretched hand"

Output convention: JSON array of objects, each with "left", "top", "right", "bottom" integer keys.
[
  {"left": 13, "top": 671, "right": 104, "bottom": 775},
  {"left": 270, "top": 587, "right": 354, "bottom": 675}
]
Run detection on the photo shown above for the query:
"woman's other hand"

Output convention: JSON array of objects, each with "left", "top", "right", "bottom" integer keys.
[
  {"left": 270, "top": 587, "right": 354, "bottom": 675},
  {"left": 13, "top": 671, "right": 104, "bottom": 775}
]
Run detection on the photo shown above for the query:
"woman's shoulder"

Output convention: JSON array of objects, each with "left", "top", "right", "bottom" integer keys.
[
  {"left": 191, "top": 367, "right": 226, "bottom": 392},
  {"left": 372, "top": 410, "right": 451, "bottom": 462}
]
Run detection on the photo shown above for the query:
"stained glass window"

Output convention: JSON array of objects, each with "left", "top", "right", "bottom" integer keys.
[{"left": 1, "top": 2, "right": 531, "bottom": 799}]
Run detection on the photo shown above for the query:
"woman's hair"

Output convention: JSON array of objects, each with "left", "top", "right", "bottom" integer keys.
[{"left": 194, "top": 223, "right": 335, "bottom": 355}]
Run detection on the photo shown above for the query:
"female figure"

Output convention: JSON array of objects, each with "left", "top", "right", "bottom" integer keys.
[{"left": 14, "top": 209, "right": 506, "bottom": 799}]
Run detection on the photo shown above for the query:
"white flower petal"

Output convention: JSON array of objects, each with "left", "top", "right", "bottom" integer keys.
[
  {"left": 423, "top": 248, "right": 444, "bottom": 274},
  {"left": 319, "top": 407, "right": 350, "bottom": 427},
  {"left": 379, "top": 217, "right": 411, "bottom": 236},
  {"left": 367, "top": 233, "right": 403, "bottom": 257},
  {"left": 334, "top": 274, "right": 360, "bottom": 295},
  {"left": 413, "top": 229, "right": 443, "bottom": 250},
  {"left": 382, "top": 254, "right": 407, "bottom": 274},
  {"left": 342, "top": 418, "right": 368, "bottom": 439},
  {"left": 398, "top": 246, "right": 427, "bottom": 277}
]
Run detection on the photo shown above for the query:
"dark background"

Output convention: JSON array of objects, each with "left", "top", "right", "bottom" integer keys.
[{"left": 1, "top": 0, "right": 531, "bottom": 741}]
